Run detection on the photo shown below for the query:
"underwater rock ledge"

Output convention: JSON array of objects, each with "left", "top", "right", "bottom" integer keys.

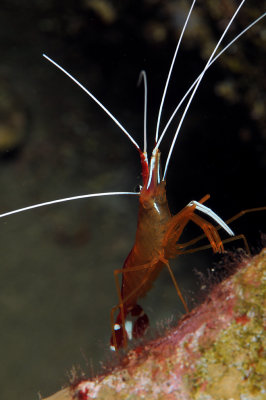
[{"left": 43, "top": 248, "right": 266, "bottom": 400}]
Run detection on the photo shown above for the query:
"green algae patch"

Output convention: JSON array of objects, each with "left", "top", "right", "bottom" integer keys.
[
  {"left": 191, "top": 250, "right": 266, "bottom": 399},
  {"left": 192, "top": 319, "right": 265, "bottom": 399}
]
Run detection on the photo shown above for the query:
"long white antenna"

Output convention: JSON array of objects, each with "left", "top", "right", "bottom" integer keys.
[
  {"left": 163, "top": 0, "right": 247, "bottom": 179},
  {"left": 0, "top": 192, "right": 139, "bottom": 219},
  {"left": 156, "top": 12, "right": 266, "bottom": 152},
  {"left": 155, "top": 0, "right": 197, "bottom": 143},
  {"left": 43, "top": 54, "right": 140, "bottom": 151},
  {"left": 138, "top": 70, "right": 148, "bottom": 153},
  {"left": 5, "top": 9, "right": 263, "bottom": 222},
  {"left": 155, "top": 11, "right": 266, "bottom": 152}
]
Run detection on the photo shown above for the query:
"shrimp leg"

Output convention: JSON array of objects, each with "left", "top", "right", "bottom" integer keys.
[
  {"left": 111, "top": 262, "right": 151, "bottom": 350},
  {"left": 111, "top": 260, "right": 162, "bottom": 350},
  {"left": 110, "top": 255, "right": 188, "bottom": 350},
  {"left": 173, "top": 206, "right": 266, "bottom": 256},
  {"left": 176, "top": 234, "right": 250, "bottom": 255},
  {"left": 163, "top": 204, "right": 225, "bottom": 260}
]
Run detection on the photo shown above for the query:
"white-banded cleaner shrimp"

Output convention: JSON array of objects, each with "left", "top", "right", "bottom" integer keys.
[{"left": 0, "top": 0, "right": 265, "bottom": 398}]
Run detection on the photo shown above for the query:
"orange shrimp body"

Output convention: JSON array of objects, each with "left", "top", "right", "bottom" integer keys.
[
  {"left": 110, "top": 148, "right": 225, "bottom": 350},
  {"left": 122, "top": 151, "right": 171, "bottom": 305}
]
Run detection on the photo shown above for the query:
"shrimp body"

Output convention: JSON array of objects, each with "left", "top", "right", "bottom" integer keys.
[
  {"left": 110, "top": 148, "right": 226, "bottom": 350},
  {"left": 121, "top": 152, "right": 171, "bottom": 308},
  {"left": 110, "top": 150, "right": 171, "bottom": 349}
]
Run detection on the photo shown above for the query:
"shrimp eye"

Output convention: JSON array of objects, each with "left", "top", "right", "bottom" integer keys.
[{"left": 134, "top": 184, "right": 142, "bottom": 193}]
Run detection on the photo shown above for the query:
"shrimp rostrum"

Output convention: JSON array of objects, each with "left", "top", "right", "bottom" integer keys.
[{"left": 1, "top": 0, "right": 265, "bottom": 352}]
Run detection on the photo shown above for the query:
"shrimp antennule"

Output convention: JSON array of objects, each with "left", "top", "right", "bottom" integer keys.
[
  {"left": 155, "top": 0, "right": 197, "bottom": 142},
  {"left": 155, "top": 11, "right": 266, "bottom": 153},
  {"left": 43, "top": 54, "right": 140, "bottom": 151},
  {"left": 137, "top": 70, "right": 148, "bottom": 153},
  {"left": 162, "top": 0, "right": 247, "bottom": 179}
]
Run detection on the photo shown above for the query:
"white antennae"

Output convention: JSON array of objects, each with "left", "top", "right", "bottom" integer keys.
[
  {"left": 163, "top": 0, "right": 247, "bottom": 179},
  {"left": 43, "top": 54, "right": 140, "bottom": 151},
  {"left": 155, "top": 0, "right": 197, "bottom": 143},
  {"left": 138, "top": 70, "right": 148, "bottom": 153},
  {"left": 0, "top": 192, "right": 139, "bottom": 219},
  {"left": 155, "top": 12, "right": 266, "bottom": 152}
]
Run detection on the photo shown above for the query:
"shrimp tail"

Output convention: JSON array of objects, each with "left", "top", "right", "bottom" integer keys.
[{"left": 110, "top": 304, "right": 149, "bottom": 351}]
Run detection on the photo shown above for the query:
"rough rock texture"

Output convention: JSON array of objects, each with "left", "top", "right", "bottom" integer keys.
[{"left": 43, "top": 249, "right": 266, "bottom": 400}]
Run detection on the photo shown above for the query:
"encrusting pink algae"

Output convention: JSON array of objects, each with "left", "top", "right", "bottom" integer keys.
[{"left": 43, "top": 249, "right": 266, "bottom": 400}]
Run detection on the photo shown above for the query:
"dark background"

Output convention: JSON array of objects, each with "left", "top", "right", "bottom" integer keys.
[{"left": 0, "top": 1, "right": 265, "bottom": 399}]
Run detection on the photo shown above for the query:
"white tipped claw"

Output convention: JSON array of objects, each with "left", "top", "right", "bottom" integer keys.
[{"left": 188, "top": 200, "right": 234, "bottom": 236}]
